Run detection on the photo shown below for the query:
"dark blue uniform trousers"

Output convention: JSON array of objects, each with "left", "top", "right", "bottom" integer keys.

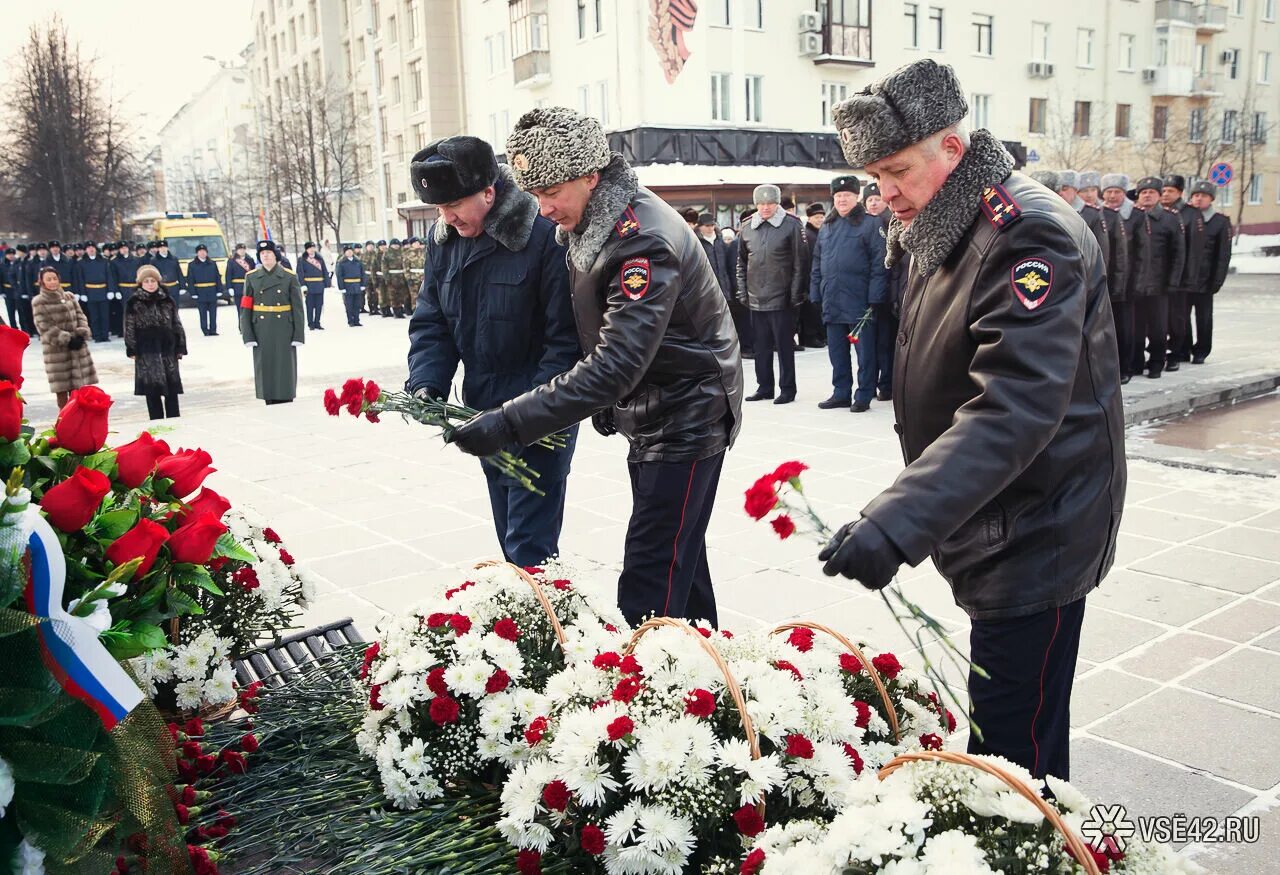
[
  {"left": 825, "top": 319, "right": 877, "bottom": 406},
  {"left": 483, "top": 466, "right": 569, "bottom": 568},
  {"left": 87, "top": 300, "right": 111, "bottom": 341},
  {"left": 197, "top": 301, "right": 218, "bottom": 335},
  {"left": 343, "top": 292, "right": 363, "bottom": 325},
  {"left": 967, "top": 597, "right": 1086, "bottom": 780},
  {"left": 751, "top": 309, "right": 796, "bottom": 396},
  {"left": 618, "top": 451, "right": 724, "bottom": 628},
  {"left": 306, "top": 290, "right": 325, "bottom": 328},
  {"left": 873, "top": 302, "right": 897, "bottom": 395}
]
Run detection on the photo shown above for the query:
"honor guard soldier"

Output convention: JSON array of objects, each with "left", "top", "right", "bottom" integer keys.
[
  {"left": 187, "top": 243, "right": 224, "bottom": 335},
  {"left": 145, "top": 240, "right": 159, "bottom": 264},
  {"left": 44, "top": 241, "right": 75, "bottom": 293},
  {"left": 1182, "top": 181, "right": 1232, "bottom": 363},
  {"left": 358, "top": 241, "right": 377, "bottom": 314},
  {"left": 335, "top": 245, "right": 367, "bottom": 326},
  {"left": 0, "top": 246, "right": 19, "bottom": 327},
  {"left": 405, "top": 237, "right": 425, "bottom": 302},
  {"left": 240, "top": 240, "right": 305, "bottom": 405},
  {"left": 1079, "top": 171, "right": 1128, "bottom": 362},
  {"left": 450, "top": 108, "right": 743, "bottom": 627},
  {"left": 151, "top": 239, "right": 184, "bottom": 299},
  {"left": 225, "top": 243, "right": 256, "bottom": 310},
  {"left": 372, "top": 240, "right": 389, "bottom": 316},
  {"left": 827, "top": 59, "right": 1125, "bottom": 780},
  {"left": 108, "top": 242, "right": 135, "bottom": 337},
  {"left": 298, "top": 242, "right": 330, "bottom": 330},
  {"left": 1129, "top": 177, "right": 1185, "bottom": 378},
  {"left": 73, "top": 241, "right": 114, "bottom": 342},
  {"left": 1159, "top": 175, "right": 1205, "bottom": 371},
  {"left": 382, "top": 238, "right": 410, "bottom": 318}
]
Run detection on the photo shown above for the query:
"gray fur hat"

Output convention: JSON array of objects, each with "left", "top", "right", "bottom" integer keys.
[
  {"left": 1056, "top": 170, "right": 1081, "bottom": 190},
  {"left": 832, "top": 59, "right": 968, "bottom": 167},
  {"left": 752, "top": 184, "right": 781, "bottom": 205},
  {"left": 1101, "top": 173, "right": 1130, "bottom": 192},
  {"left": 1077, "top": 171, "right": 1102, "bottom": 191},
  {"left": 1030, "top": 170, "right": 1059, "bottom": 189},
  {"left": 1190, "top": 180, "right": 1217, "bottom": 199},
  {"left": 505, "top": 107, "right": 611, "bottom": 190}
]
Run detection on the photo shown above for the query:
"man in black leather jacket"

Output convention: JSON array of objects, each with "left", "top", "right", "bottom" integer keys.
[
  {"left": 1129, "top": 177, "right": 1186, "bottom": 378},
  {"left": 450, "top": 107, "right": 743, "bottom": 628},
  {"left": 1159, "top": 175, "right": 1205, "bottom": 371},
  {"left": 828, "top": 60, "right": 1126, "bottom": 780}
]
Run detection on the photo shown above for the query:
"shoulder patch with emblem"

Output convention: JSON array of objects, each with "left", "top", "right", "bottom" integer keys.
[
  {"left": 1010, "top": 257, "right": 1053, "bottom": 310},
  {"left": 620, "top": 257, "right": 651, "bottom": 300},
  {"left": 614, "top": 206, "right": 641, "bottom": 239},
  {"left": 980, "top": 184, "right": 1022, "bottom": 230}
]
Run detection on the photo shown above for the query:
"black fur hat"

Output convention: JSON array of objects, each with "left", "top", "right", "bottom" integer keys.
[
  {"left": 410, "top": 136, "right": 500, "bottom": 205},
  {"left": 830, "top": 175, "right": 860, "bottom": 195},
  {"left": 833, "top": 59, "right": 968, "bottom": 167}
]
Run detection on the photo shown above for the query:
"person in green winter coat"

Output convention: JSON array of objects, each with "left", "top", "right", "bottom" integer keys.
[{"left": 239, "top": 239, "right": 304, "bottom": 404}]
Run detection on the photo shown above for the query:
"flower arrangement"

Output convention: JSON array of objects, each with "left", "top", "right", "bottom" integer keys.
[
  {"left": 357, "top": 560, "right": 627, "bottom": 811},
  {"left": 132, "top": 629, "right": 239, "bottom": 714}
]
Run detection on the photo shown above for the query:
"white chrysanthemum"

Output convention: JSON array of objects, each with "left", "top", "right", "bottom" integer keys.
[
  {"left": 381, "top": 674, "right": 421, "bottom": 712},
  {"left": 203, "top": 674, "right": 236, "bottom": 705},
  {"left": 398, "top": 645, "right": 433, "bottom": 676},
  {"left": 637, "top": 804, "right": 695, "bottom": 859},
  {"left": 373, "top": 656, "right": 401, "bottom": 686},
  {"left": 563, "top": 755, "right": 620, "bottom": 806},
  {"left": 1043, "top": 775, "right": 1092, "bottom": 814},
  {"left": 174, "top": 679, "right": 204, "bottom": 711},
  {"left": 147, "top": 649, "right": 176, "bottom": 683},
  {"left": 209, "top": 660, "right": 237, "bottom": 687},
  {"left": 918, "top": 830, "right": 994, "bottom": 873},
  {"left": 172, "top": 648, "right": 206, "bottom": 682},
  {"left": 453, "top": 631, "right": 486, "bottom": 661},
  {"left": 398, "top": 737, "right": 428, "bottom": 776},
  {"left": 381, "top": 766, "right": 420, "bottom": 810},
  {"left": 0, "top": 756, "right": 13, "bottom": 818},
  {"left": 13, "top": 838, "right": 45, "bottom": 875}
]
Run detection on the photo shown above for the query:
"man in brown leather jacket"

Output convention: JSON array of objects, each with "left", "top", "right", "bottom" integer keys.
[
  {"left": 826, "top": 60, "right": 1126, "bottom": 780},
  {"left": 450, "top": 107, "right": 743, "bottom": 628}
]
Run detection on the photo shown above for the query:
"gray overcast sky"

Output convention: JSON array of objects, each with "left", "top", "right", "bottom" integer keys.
[{"left": 0, "top": 0, "right": 255, "bottom": 139}]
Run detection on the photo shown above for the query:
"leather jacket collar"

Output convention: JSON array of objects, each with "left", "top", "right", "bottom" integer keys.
[{"left": 557, "top": 153, "right": 639, "bottom": 272}]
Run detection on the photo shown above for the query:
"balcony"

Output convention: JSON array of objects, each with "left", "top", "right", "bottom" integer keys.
[
  {"left": 509, "top": 0, "right": 550, "bottom": 87},
  {"left": 1195, "top": 3, "right": 1228, "bottom": 32},
  {"left": 1149, "top": 64, "right": 1196, "bottom": 95},
  {"left": 1155, "top": 0, "right": 1196, "bottom": 25},
  {"left": 512, "top": 50, "right": 550, "bottom": 87},
  {"left": 1193, "top": 71, "right": 1224, "bottom": 95}
]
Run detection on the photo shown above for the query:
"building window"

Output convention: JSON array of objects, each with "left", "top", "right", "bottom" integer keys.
[
  {"left": 820, "top": 81, "right": 849, "bottom": 126},
  {"left": 594, "top": 0, "right": 604, "bottom": 33},
  {"left": 711, "top": 72, "right": 731, "bottom": 121},
  {"left": 1196, "top": 42, "right": 1208, "bottom": 75},
  {"left": 1266, "top": 0, "right": 1277, "bottom": 20},
  {"left": 1029, "top": 97, "right": 1047, "bottom": 134},
  {"left": 394, "top": 134, "right": 404, "bottom": 163},
  {"left": 973, "top": 14, "right": 993, "bottom": 56},
  {"left": 711, "top": 0, "right": 730, "bottom": 27},
  {"left": 413, "top": 122, "right": 427, "bottom": 148},
  {"left": 1227, "top": 48, "right": 1239, "bottom": 79},
  {"left": 1189, "top": 107, "right": 1205, "bottom": 142},
  {"left": 1031, "top": 22, "right": 1050, "bottom": 62},
  {"left": 577, "top": 0, "right": 587, "bottom": 38},
  {"left": 1253, "top": 111, "right": 1269, "bottom": 143},
  {"left": 509, "top": 1, "right": 550, "bottom": 69},
  {"left": 1077, "top": 28, "right": 1094, "bottom": 67},
  {"left": 374, "top": 49, "right": 383, "bottom": 91},
  {"left": 927, "top": 6, "right": 943, "bottom": 51},
  {"left": 309, "top": 0, "right": 318, "bottom": 35},
  {"left": 383, "top": 164, "right": 392, "bottom": 204},
  {"left": 1231, "top": 0, "right": 1243, "bottom": 14},
  {"left": 1073, "top": 101, "right": 1092, "bottom": 137},
  {"left": 409, "top": 60, "right": 423, "bottom": 108},
  {"left": 388, "top": 14, "right": 397, "bottom": 42},
  {"left": 1248, "top": 174, "right": 1263, "bottom": 204},
  {"left": 745, "top": 75, "right": 763, "bottom": 123},
  {"left": 1115, "top": 103, "right": 1131, "bottom": 138},
  {"left": 1153, "top": 105, "right": 1169, "bottom": 141},
  {"left": 1118, "top": 33, "right": 1135, "bottom": 70},
  {"left": 1259, "top": 51, "right": 1272, "bottom": 84},
  {"left": 746, "top": 0, "right": 763, "bottom": 30},
  {"left": 390, "top": 74, "right": 400, "bottom": 104},
  {"left": 1221, "top": 184, "right": 1232, "bottom": 206},
  {"left": 577, "top": 84, "right": 589, "bottom": 115},
  {"left": 969, "top": 93, "right": 990, "bottom": 128},
  {"left": 829, "top": 0, "right": 873, "bottom": 59},
  {"left": 406, "top": 1, "right": 420, "bottom": 43},
  {"left": 1223, "top": 109, "right": 1238, "bottom": 143},
  {"left": 597, "top": 80, "right": 609, "bottom": 125},
  {"left": 905, "top": 3, "right": 919, "bottom": 48}
]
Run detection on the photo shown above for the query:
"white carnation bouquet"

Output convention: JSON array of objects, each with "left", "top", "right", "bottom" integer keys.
[{"left": 132, "top": 628, "right": 238, "bottom": 713}]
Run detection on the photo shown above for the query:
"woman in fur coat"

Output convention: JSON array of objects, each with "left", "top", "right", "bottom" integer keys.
[
  {"left": 124, "top": 264, "right": 186, "bottom": 419},
  {"left": 31, "top": 265, "right": 97, "bottom": 407}
]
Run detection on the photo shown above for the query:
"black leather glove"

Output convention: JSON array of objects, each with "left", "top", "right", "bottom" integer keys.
[
  {"left": 818, "top": 517, "right": 905, "bottom": 590},
  {"left": 67, "top": 335, "right": 85, "bottom": 350},
  {"left": 449, "top": 407, "right": 516, "bottom": 457},
  {"left": 414, "top": 385, "right": 446, "bottom": 403},
  {"left": 591, "top": 407, "right": 618, "bottom": 437}
]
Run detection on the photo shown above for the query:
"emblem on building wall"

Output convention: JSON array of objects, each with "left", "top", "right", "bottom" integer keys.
[{"left": 648, "top": 0, "right": 697, "bottom": 84}]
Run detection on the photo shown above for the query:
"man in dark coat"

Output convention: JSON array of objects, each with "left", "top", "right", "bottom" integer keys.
[
  {"left": 1129, "top": 177, "right": 1185, "bottom": 378},
  {"left": 240, "top": 240, "right": 304, "bottom": 404},
  {"left": 18, "top": 244, "right": 45, "bottom": 336},
  {"left": 335, "top": 245, "right": 367, "bottom": 327},
  {"left": 407, "top": 136, "right": 582, "bottom": 567},
  {"left": 151, "top": 240, "right": 185, "bottom": 301},
  {"left": 863, "top": 183, "right": 901, "bottom": 400},
  {"left": 1102, "top": 175, "right": 1138, "bottom": 383},
  {"left": 186, "top": 243, "right": 224, "bottom": 336},
  {"left": 810, "top": 175, "right": 887, "bottom": 412},
  {"left": 828, "top": 59, "right": 1125, "bottom": 780},
  {"left": 694, "top": 213, "right": 731, "bottom": 297},
  {"left": 224, "top": 243, "right": 256, "bottom": 310},
  {"left": 450, "top": 108, "right": 743, "bottom": 627},
  {"left": 1183, "top": 180, "right": 1232, "bottom": 363},
  {"left": 724, "top": 214, "right": 753, "bottom": 358},
  {"left": 43, "top": 241, "right": 75, "bottom": 293},
  {"left": 797, "top": 202, "right": 828, "bottom": 351},
  {"left": 1055, "top": 171, "right": 1112, "bottom": 288},
  {"left": 298, "top": 241, "right": 330, "bottom": 330},
  {"left": 736, "top": 184, "right": 806, "bottom": 404},
  {"left": 73, "top": 241, "right": 113, "bottom": 342},
  {"left": 108, "top": 242, "right": 136, "bottom": 337},
  {"left": 1160, "top": 175, "right": 1206, "bottom": 371},
  {"left": 0, "top": 247, "right": 19, "bottom": 328}
]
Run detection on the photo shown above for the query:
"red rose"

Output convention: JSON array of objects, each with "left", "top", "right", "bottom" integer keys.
[
  {"left": 54, "top": 386, "right": 112, "bottom": 454},
  {"left": 786, "top": 627, "right": 814, "bottom": 652},
  {"left": 871, "top": 652, "right": 902, "bottom": 680},
  {"left": 369, "top": 684, "right": 384, "bottom": 710},
  {"left": 114, "top": 432, "right": 171, "bottom": 488},
  {"left": 732, "top": 804, "right": 765, "bottom": 837},
  {"left": 743, "top": 476, "right": 778, "bottom": 521},
  {"left": 515, "top": 850, "right": 541, "bottom": 875},
  {"left": 0, "top": 381, "right": 22, "bottom": 442},
  {"left": 277, "top": 547, "right": 295, "bottom": 566},
  {"left": 541, "top": 780, "right": 570, "bottom": 811},
  {"left": 263, "top": 527, "right": 282, "bottom": 544},
  {"left": 182, "top": 487, "right": 231, "bottom": 523},
  {"left": 524, "top": 716, "right": 549, "bottom": 746},
  {"left": 168, "top": 512, "right": 228, "bottom": 565},
  {"left": 619, "top": 654, "right": 642, "bottom": 675},
  {"left": 0, "top": 325, "right": 30, "bottom": 384},
  {"left": 784, "top": 734, "right": 814, "bottom": 759},
  {"left": 612, "top": 676, "right": 642, "bottom": 703},
  {"left": 429, "top": 695, "right": 461, "bottom": 724},
  {"left": 770, "top": 514, "right": 797, "bottom": 540},
  {"left": 606, "top": 715, "right": 634, "bottom": 741},
  {"left": 364, "top": 380, "right": 381, "bottom": 403},
  {"left": 240, "top": 733, "right": 259, "bottom": 753},
  {"left": 448, "top": 614, "right": 471, "bottom": 635},
  {"left": 853, "top": 700, "right": 871, "bottom": 729},
  {"left": 156, "top": 448, "right": 216, "bottom": 498},
  {"left": 773, "top": 660, "right": 803, "bottom": 681},
  {"left": 106, "top": 518, "right": 170, "bottom": 577},
  {"left": 593, "top": 652, "right": 621, "bottom": 670},
  {"left": 426, "top": 667, "right": 448, "bottom": 695},
  {"left": 920, "top": 733, "right": 943, "bottom": 751},
  {"left": 580, "top": 824, "right": 605, "bottom": 856},
  {"left": 839, "top": 653, "right": 863, "bottom": 675},
  {"left": 485, "top": 669, "right": 510, "bottom": 694},
  {"left": 772, "top": 461, "right": 808, "bottom": 483},
  {"left": 493, "top": 617, "right": 519, "bottom": 641},
  {"left": 842, "top": 743, "right": 864, "bottom": 775},
  {"left": 684, "top": 688, "right": 715, "bottom": 718},
  {"left": 39, "top": 466, "right": 111, "bottom": 532},
  {"left": 323, "top": 388, "right": 341, "bottom": 416},
  {"left": 741, "top": 848, "right": 766, "bottom": 875}
]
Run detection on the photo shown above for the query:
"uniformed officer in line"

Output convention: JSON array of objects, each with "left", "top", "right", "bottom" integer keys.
[
  {"left": 1128, "top": 176, "right": 1185, "bottom": 379},
  {"left": 358, "top": 241, "right": 377, "bottom": 314},
  {"left": 187, "top": 243, "right": 225, "bottom": 336},
  {"left": 19, "top": 244, "right": 46, "bottom": 336},
  {"left": 151, "top": 239, "right": 184, "bottom": 299},
  {"left": 382, "top": 238, "right": 410, "bottom": 318},
  {"left": 225, "top": 243, "right": 256, "bottom": 310},
  {"left": 1182, "top": 180, "right": 1233, "bottom": 364},
  {"left": 1053, "top": 171, "right": 1111, "bottom": 284},
  {"left": 240, "top": 240, "right": 305, "bottom": 405},
  {"left": 372, "top": 239, "right": 389, "bottom": 316},
  {"left": 1, "top": 246, "right": 20, "bottom": 327},
  {"left": 827, "top": 59, "right": 1125, "bottom": 780},
  {"left": 1079, "top": 171, "right": 1128, "bottom": 352},
  {"left": 335, "top": 244, "right": 367, "bottom": 327},
  {"left": 1159, "top": 175, "right": 1205, "bottom": 372},
  {"left": 43, "top": 241, "right": 75, "bottom": 292},
  {"left": 145, "top": 240, "right": 159, "bottom": 263},
  {"left": 861, "top": 181, "right": 902, "bottom": 400},
  {"left": 450, "top": 107, "right": 743, "bottom": 627},
  {"left": 73, "top": 240, "right": 113, "bottom": 342},
  {"left": 1100, "top": 174, "right": 1138, "bottom": 383},
  {"left": 405, "top": 236, "right": 426, "bottom": 302},
  {"left": 108, "top": 241, "right": 135, "bottom": 337},
  {"left": 298, "top": 241, "right": 330, "bottom": 330}
]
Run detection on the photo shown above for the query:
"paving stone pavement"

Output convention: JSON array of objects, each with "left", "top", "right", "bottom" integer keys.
[{"left": 16, "top": 274, "right": 1280, "bottom": 874}]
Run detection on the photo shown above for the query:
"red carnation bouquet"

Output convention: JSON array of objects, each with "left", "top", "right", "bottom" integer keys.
[
  {"left": 322, "top": 377, "right": 568, "bottom": 495},
  {"left": 847, "top": 307, "right": 875, "bottom": 345}
]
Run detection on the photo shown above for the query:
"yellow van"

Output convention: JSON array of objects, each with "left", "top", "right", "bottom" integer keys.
[{"left": 152, "top": 213, "right": 231, "bottom": 303}]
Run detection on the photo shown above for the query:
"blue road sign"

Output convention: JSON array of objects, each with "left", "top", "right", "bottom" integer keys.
[{"left": 1209, "top": 162, "right": 1233, "bottom": 186}]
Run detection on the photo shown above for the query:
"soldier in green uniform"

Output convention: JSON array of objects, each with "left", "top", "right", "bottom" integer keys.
[
  {"left": 405, "top": 237, "right": 425, "bottom": 308},
  {"left": 372, "top": 239, "right": 389, "bottom": 316},
  {"left": 359, "top": 241, "right": 377, "bottom": 314},
  {"left": 382, "top": 238, "right": 410, "bottom": 318},
  {"left": 240, "top": 239, "right": 305, "bottom": 405}
]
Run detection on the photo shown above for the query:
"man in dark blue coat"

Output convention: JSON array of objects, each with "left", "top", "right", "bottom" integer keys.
[
  {"left": 406, "top": 136, "right": 581, "bottom": 567},
  {"left": 334, "top": 245, "right": 366, "bottom": 326},
  {"left": 73, "top": 241, "right": 114, "bottom": 342},
  {"left": 43, "top": 241, "right": 76, "bottom": 293},
  {"left": 186, "top": 243, "right": 224, "bottom": 335},
  {"left": 0, "top": 247, "right": 20, "bottom": 328},
  {"left": 225, "top": 243, "right": 256, "bottom": 311},
  {"left": 810, "top": 175, "right": 888, "bottom": 412},
  {"left": 151, "top": 240, "right": 185, "bottom": 300},
  {"left": 108, "top": 242, "right": 136, "bottom": 337},
  {"left": 298, "top": 241, "right": 330, "bottom": 330}
]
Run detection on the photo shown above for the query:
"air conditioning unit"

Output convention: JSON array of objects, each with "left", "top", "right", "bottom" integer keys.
[
  {"left": 799, "top": 32, "right": 822, "bottom": 56},
  {"left": 1220, "top": 50, "right": 1235, "bottom": 64},
  {"left": 1043, "top": 63, "right": 1055, "bottom": 77},
  {"left": 1142, "top": 67, "right": 1158, "bottom": 83},
  {"left": 1027, "top": 62, "right": 1055, "bottom": 78},
  {"left": 798, "top": 11, "right": 822, "bottom": 33}
]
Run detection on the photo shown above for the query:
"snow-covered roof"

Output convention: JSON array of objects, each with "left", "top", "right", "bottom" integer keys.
[{"left": 633, "top": 163, "right": 846, "bottom": 188}]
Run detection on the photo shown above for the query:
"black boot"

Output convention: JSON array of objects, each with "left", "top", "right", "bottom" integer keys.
[{"left": 817, "top": 395, "right": 851, "bottom": 409}]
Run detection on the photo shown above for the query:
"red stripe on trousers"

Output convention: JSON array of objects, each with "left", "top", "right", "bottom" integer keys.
[
  {"left": 1031, "top": 606, "right": 1062, "bottom": 776},
  {"left": 663, "top": 461, "right": 699, "bottom": 616}
]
